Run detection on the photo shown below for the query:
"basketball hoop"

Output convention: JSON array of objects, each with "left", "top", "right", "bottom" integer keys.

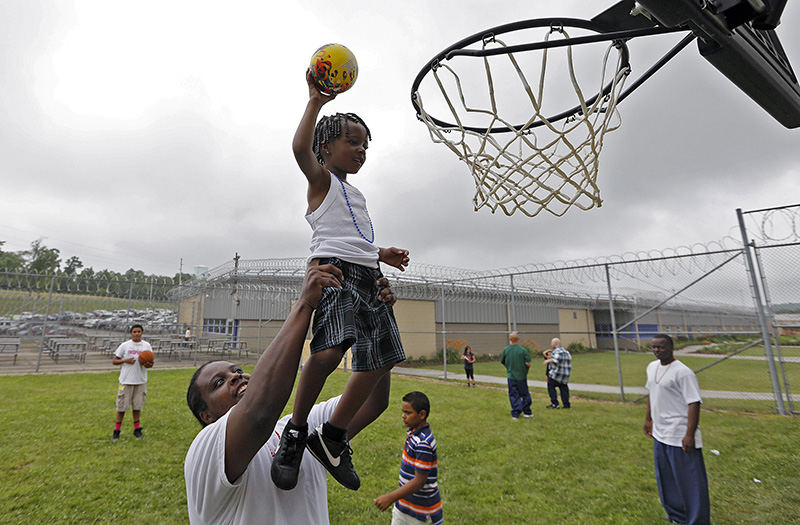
[{"left": 411, "top": 18, "right": 685, "bottom": 217}]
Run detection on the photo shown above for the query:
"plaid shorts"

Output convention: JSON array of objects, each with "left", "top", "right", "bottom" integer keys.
[{"left": 311, "top": 258, "right": 405, "bottom": 372}]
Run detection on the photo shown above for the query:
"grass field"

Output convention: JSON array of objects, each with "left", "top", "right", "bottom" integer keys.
[
  {"left": 429, "top": 352, "right": 800, "bottom": 393},
  {"left": 1, "top": 367, "right": 799, "bottom": 524},
  {"left": 0, "top": 289, "right": 172, "bottom": 316},
  {"left": 423, "top": 352, "right": 800, "bottom": 414},
  {"left": 695, "top": 343, "right": 800, "bottom": 358}
]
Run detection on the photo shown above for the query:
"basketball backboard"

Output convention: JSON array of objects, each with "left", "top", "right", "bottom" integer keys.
[{"left": 605, "top": 0, "right": 800, "bottom": 128}]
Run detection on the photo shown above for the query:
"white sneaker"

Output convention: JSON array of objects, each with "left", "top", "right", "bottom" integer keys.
[{"left": 523, "top": 413, "right": 534, "bottom": 418}]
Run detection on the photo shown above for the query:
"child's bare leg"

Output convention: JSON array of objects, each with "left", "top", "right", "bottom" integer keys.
[
  {"left": 328, "top": 364, "right": 393, "bottom": 430},
  {"left": 348, "top": 370, "right": 391, "bottom": 439},
  {"left": 289, "top": 346, "right": 343, "bottom": 426},
  {"left": 272, "top": 345, "right": 343, "bottom": 491},
  {"left": 305, "top": 364, "right": 393, "bottom": 491}
]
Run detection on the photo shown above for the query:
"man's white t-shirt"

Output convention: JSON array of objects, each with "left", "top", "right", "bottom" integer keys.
[
  {"left": 645, "top": 359, "right": 703, "bottom": 448},
  {"left": 114, "top": 339, "right": 152, "bottom": 385},
  {"left": 184, "top": 396, "right": 340, "bottom": 525}
]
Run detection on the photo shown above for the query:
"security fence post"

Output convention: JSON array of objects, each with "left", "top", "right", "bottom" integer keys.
[
  {"left": 752, "top": 242, "right": 794, "bottom": 414},
  {"left": 440, "top": 284, "right": 447, "bottom": 380},
  {"left": 605, "top": 264, "right": 625, "bottom": 402},
  {"left": 737, "top": 208, "right": 786, "bottom": 415},
  {"left": 35, "top": 275, "right": 56, "bottom": 373}
]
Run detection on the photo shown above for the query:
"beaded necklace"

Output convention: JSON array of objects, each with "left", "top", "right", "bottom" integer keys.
[{"left": 336, "top": 175, "right": 374, "bottom": 244}]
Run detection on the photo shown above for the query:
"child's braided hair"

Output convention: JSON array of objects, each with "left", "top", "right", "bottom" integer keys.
[{"left": 312, "top": 112, "right": 372, "bottom": 165}]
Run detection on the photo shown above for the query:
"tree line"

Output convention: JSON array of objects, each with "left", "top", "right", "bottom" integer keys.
[{"left": 0, "top": 239, "right": 192, "bottom": 285}]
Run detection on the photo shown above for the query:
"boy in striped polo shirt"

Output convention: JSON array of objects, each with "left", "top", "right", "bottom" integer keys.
[{"left": 374, "top": 391, "right": 443, "bottom": 524}]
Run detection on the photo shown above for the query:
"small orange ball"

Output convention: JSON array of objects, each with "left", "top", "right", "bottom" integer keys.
[{"left": 138, "top": 349, "right": 155, "bottom": 367}]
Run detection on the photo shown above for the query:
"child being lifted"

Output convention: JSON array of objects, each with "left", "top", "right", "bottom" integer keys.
[{"left": 271, "top": 70, "right": 409, "bottom": 491}]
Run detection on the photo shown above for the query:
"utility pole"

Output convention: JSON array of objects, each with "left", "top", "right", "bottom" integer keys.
[{"left": 230, "top": 253, "right": 240, "bottom": 342}]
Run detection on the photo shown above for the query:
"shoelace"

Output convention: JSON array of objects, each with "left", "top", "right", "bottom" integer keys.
[{"left": 340, "top": 443, "right": 354, "bottom": 463}]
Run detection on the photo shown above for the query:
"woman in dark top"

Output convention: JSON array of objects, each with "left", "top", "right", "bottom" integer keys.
[{"left": 461, "top": 345, "right": 477, "bottom": 387}]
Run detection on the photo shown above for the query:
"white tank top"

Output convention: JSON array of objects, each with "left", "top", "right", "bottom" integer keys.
[{"left": 306, "top": 172, "right": 379, "bottom": 268}]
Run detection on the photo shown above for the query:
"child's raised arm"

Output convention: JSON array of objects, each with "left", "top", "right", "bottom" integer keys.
[{"left": 293, "top": 70, "right": 336, "bottom": 208}]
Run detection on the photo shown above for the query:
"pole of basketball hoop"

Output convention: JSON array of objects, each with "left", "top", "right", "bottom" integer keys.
[
  {"left": 605, "top": 264, "right": 625, "bottom": 402},
  {"left": 736, "top": 209, "right": 787, "bottom": 415}
]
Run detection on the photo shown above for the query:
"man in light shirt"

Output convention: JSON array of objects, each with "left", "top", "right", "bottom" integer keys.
[
  {"left": 644, "top": 334, "right": 710, "bottom": 525},
  {"left": 183, "top": 263, "right": 396, "bottom": 524}
]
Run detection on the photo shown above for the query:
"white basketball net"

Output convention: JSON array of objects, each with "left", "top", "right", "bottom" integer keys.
[{"left": 414, "top": 27, "right": 631, "bottom": 217}]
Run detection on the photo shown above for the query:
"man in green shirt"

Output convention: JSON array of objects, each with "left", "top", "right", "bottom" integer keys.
[{"left": 500, "top": 332, "right": 533, "bottom": 419}]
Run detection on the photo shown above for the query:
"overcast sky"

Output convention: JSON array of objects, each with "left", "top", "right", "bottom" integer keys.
[{"left": 1, "top": 0, "right": 798, "bottom": 276}]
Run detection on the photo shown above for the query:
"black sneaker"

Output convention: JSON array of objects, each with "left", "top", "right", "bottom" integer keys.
[
  {"left": 306, "top": 425, "right": 360, "bottom": 490},
  {"left": 271, "top": 424, "right": 308, "bottom": 490},
  {"left": 133, "top": 428, "right": 143, "bottom": 438},
  {"left": 112, "top": 430, "right": 120, "bottom": 442},
  {"left": 546, "top": 404, "right": 560, "bottom": 409}
]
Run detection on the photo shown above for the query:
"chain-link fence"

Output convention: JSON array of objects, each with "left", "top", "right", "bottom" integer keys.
[
  {"left": 1, "top": 204, "right": 797, "bottom": 415},
  {"left": 0, "top": 272, "right": 184, "bottom": 372}
]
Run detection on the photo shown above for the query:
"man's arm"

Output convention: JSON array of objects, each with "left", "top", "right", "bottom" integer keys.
[
  {"left": 682, "top": 401, "right": 700, "bottom": 452},
  {"left": 224, "top": 263, "right": 343, "bottom": 482},
  {"left": 643, "top": 396, "right": 653, "bottom": 438},
  {"left": 374, "top": 470, "right": 429, "bottom": 511}
]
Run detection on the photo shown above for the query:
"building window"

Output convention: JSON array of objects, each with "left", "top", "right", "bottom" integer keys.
[{"left": 204, "top": 318, "right": 229, "bottom": 335}]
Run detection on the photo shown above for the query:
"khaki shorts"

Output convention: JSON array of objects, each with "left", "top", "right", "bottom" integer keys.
[
  {"left": 116, "top": 383, "right": 147, "bottom": 412},
  {"left": 392, "top": 506, "right": 433, "bottom": 524}
]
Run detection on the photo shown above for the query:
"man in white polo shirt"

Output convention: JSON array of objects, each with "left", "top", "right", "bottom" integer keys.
[{"left": 644, "top": 334, "right": 710, "bottom": 525}]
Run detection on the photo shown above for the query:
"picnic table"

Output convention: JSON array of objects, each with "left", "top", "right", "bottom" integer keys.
[
  {"left": 204, "top": 338, "right": 232, "bottom": 358},
  {"left": 50, "top": 338, "right": 88, "bottom": 363},
  {"left": 223, "top": 340, "right": 249, "bottom": 358},
  {"left": 167, "top": 338, "right": 197, "bottom": 360},
  {"left": 99, "top": 338, "right": 124, "bottom": 356},
  {"left": 0, "top": 337, "right": 20, "bottom": 365}
]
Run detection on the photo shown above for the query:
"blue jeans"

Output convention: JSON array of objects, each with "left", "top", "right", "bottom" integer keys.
[
  {"left": 507, "top": 378, "right": 532, "bottom": 417},
  {"left": 654, "top": 439, "right": 710, "bottom": 525}
]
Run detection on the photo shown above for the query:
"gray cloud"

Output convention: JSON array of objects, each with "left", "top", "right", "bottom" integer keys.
[{"left": 1, "top": 1, "right": 798, "bottom": 276}]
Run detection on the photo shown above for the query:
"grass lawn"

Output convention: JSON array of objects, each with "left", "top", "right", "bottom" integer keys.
[
  {"left": 434, "top": 352, "right": 800, "bottom": 394},
  {"left": 1, "top": 368, "right": 799, "bottom": 524},
  {"left": 687, "top": 341, "right": 800, "bottom": 358},
  {"left": 0, "top": 288, "right": 172, "bottom": 316}
]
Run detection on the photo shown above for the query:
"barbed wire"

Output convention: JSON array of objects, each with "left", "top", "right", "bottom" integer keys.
[{"left": 5, "top": 204, "right": 797, "bottom": 300}]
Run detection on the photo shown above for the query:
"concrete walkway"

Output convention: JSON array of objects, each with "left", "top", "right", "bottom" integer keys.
[
  {"left": 3, "top": 346, "right": 796, "bottom": 403},
  {"left": 391, "top": 367, "right": 800, "bottom": 402}
]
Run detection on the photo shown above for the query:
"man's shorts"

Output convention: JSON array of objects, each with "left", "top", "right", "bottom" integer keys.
[
  {"left": 311, "top": 257, "right": 405, "bottom": 372},
  {"left": 116, "top": 383, "right": 147, "bottom": 412}
]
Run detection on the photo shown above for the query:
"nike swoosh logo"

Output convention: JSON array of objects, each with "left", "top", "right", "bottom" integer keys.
[{"left": 318, "top": 434, "right": 341, "bottom": 467}]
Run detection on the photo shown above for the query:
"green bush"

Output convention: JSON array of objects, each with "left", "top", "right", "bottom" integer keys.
[
  {"left": 436, "top": 346, "right": 462, "bottom": 364},
  {"left": 566, "top": 342, "right": 598, "bottom": 354}
]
